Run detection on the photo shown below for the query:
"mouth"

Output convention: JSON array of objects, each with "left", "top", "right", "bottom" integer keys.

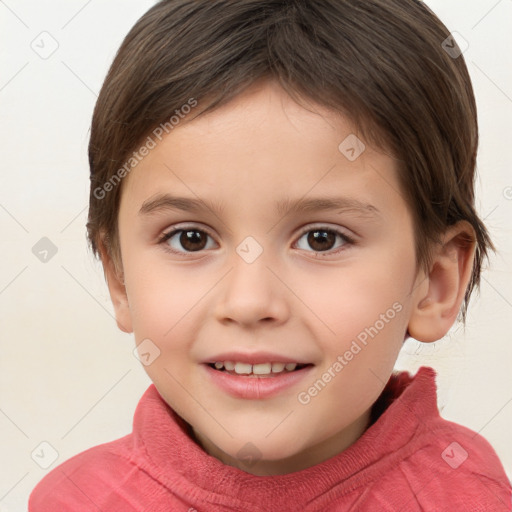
[
  {"left": 203, "top": 359, "right": 315, "bottom": 399},
  {"left": 206, "top": 361, "right": 313, "bottom": 377}
]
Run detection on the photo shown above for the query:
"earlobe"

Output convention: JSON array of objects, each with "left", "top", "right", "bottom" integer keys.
[
  {"left": 407, "top": 222, "right": 476, "bottom": 343},
  {"left": 97, "top": 237, "right": 133, "bottom": 334}
]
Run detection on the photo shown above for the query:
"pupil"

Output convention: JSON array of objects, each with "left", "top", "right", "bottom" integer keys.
[
  {"left": 181, "top": 230, "right": 206, "bottom": 251},
  {"left": 308, "top": 230, "right": 334, "bottom": 252}
]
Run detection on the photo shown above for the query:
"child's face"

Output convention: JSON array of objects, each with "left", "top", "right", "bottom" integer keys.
[{"left": 112, "top": 80, "right": 427, "bottom": 475}]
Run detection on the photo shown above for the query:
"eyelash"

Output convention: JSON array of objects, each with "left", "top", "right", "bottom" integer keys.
[{"left": 157, "top": 224, "right": 357, "bottom": 258}]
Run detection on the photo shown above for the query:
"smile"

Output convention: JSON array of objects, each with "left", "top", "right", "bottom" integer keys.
[
  {"left": 203, "top": 361, "right": 314, "bottom": 399},
  {"left": 208, "top": 361, "right": 310, "bottom": 376}
]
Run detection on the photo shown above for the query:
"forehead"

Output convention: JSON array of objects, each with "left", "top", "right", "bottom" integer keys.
[{"left": 120, "top": 81, "right": 404, "bottom": 220}]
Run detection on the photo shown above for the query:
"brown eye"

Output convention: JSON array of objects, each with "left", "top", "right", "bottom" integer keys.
[
  {"left": 160, "top": 228, "right": 215, "bottom": 253},
  {"left": 178, "top": 230, "right": 208, "bottom": 251},
  {"left": 306, "top": 230, "right": 336, "bottom": 251},
  {"left": 295, "top": 227, "right": 353, "bottom": 254}
]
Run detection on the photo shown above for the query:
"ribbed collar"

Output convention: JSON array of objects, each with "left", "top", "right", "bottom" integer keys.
[{"left": 130, "top": 366, "right": 439, "bottom": 509}]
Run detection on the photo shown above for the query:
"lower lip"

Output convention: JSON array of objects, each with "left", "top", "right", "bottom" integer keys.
[{"left": 202, "top": 364, "right": 314, "bottom": 400}]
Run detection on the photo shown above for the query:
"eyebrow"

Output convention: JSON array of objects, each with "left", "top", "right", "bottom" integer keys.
[{"left": 138, "top": 193, "right": 381, "bottom": 218}]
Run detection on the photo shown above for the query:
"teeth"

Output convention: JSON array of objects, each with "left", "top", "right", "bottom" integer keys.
[
  {"left": 234, "top": 362, "right": 252, "bottom": 375},
  {"left": 253, "top": 363, "right": 272, "bottom": 375},
  {"left": 271, "top": 362, "right": 285, "bottom": 373},
  {"left": 211, "top": 361, "right": 304, "bottom": 374}
]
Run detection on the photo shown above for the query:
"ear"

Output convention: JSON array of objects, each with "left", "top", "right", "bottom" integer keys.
[
  {"left": 407, "top": 221, "right": 476, "bottom": 343},
  {"left": 97, "top": 236, "right": 133, "bottom": 334}
]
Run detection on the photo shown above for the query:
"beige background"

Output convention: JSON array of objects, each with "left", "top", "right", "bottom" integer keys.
[{"left": 1, "top": 1, "right": 511, "bottom": 510}]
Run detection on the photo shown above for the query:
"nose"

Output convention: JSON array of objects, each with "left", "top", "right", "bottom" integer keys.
[{"left": 213, "top": 253, "right": 290, "bottom": 327}]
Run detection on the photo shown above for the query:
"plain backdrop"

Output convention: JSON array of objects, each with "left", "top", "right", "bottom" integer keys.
[{"left": 1, "top": 1, "right": 511, "bottom": 510}]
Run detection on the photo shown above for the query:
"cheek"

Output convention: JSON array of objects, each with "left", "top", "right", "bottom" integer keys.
[
  {"left": 125, "top": 265, "right": 204, "bottom": 392},
  {"left": 123, "top": 254, "right": 202, "bottom": 341},
  {"left": 298, "top": 259, "right": 411, "bottom": 337},
  {"left": 299, "top": 267, "right": 409, "bottom": 423},
  {"left": 291, "top": 253, "right": 414, "bottom": 387}
]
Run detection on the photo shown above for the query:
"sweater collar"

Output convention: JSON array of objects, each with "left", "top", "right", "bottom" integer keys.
[{"left": 131, "top": 366, "right": 439, "bottom": 508}]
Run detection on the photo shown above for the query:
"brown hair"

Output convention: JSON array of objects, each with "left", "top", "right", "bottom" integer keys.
[{"left": 87, "top": 0, "right": 495, "bottom": 324}]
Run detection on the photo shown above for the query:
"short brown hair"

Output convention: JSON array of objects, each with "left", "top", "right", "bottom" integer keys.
[{"left": 87, "top": 0, "right": 495, "bottom": 324}]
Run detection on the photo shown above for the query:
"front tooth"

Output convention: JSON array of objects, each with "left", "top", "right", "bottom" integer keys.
[
  {"left": 214, "top": 362, "right": 224, "bottom": 369},
  {"left": 224, "top": 361, "right": 235, "bottom": 371},
  {"left": 285, "top": 363, "right": 297, "bottom": 371},
  {"left": 271, "top": 362, "right": 286, "bottom": 373},
  {"left": 234, "top": 362, "right": 252, "bottom": 374},
  {"left": 253, "top": 363, "right": 272, "bottom": 375}
]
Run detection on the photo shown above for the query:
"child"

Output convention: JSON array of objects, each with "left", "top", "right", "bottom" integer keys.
[{"left": 29, "top": 0, "right": 511, "bottom": 510}]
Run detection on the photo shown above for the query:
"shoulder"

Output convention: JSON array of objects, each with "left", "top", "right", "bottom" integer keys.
[
  {"left": 28, "top": 435, "right": 137, "bottom": 512},
  {"left": 363, "top": 367, "right": 511, "bottom": 511},
  {"left": 396, "top": 416, "right": 512, "bottom": 510}
]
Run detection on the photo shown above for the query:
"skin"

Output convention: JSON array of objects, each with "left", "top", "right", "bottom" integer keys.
[{"left": 99, "top": 79, "right": 476, "bottom": 476}]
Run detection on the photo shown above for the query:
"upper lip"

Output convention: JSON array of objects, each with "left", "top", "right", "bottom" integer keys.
[{"left": 202, "top": 351, "right": 312, "bottom": 365}]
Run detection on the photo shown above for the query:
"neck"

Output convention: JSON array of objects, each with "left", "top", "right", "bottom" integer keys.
[{"left": 191, "top": 408, "right": 372, "bottom": 476}]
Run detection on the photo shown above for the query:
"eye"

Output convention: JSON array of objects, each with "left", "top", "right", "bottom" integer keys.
[
  {"left": 157, "top": 224, "right": 356, "bottom": 257},
  {"left": 294, "top": 226, "right": 355, "bottom": 255},
  {"left": 158, "top": 226, "right": 217, "bottom": 254}
]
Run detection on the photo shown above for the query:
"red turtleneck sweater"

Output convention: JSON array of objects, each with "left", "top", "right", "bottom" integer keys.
[{"left": 29, "top": 367, "right": 511, "bottom": 511}]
